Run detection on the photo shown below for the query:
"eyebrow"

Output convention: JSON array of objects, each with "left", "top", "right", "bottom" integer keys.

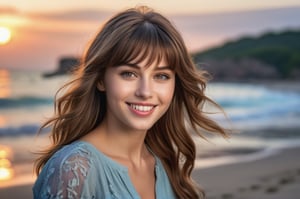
[{"left": 123, "top": 63, "right": 172, "bottom": 71}]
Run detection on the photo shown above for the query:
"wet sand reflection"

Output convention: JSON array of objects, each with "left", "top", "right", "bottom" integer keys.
[{"left": 0, "top": 145, "right": 14, "bottom": 183}]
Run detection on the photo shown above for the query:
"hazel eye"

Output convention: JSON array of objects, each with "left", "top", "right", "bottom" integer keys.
[
  {"left": 120, "top": 71, "right": 137, "bottom": 79},
  {"left": 154, "top": 73, "right": 170, "bottom": 80}
]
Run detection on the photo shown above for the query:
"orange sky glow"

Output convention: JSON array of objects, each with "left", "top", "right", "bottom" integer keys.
[
  {"left": 0, "top": 1, "right": 300, "bottom": 70},
  {"left": 2, "top": 0, "right": 300, "bottom": 14}
]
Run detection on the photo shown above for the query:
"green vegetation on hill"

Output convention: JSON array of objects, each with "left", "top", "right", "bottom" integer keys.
[{"left": 193, "top": 29, "right": 300, "bottom": 78}]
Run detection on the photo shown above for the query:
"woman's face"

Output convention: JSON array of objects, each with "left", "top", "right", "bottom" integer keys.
[{"left": 99, "top": 57, "right": 175, "bottom": 133}]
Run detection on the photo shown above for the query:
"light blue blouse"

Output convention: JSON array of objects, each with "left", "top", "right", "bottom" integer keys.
[{"left": 33, "top": 141, "right": 177, "bottom": 199}]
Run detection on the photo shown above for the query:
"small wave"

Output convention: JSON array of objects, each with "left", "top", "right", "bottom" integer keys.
[
  {"left": 0, "top": 124, "right": 49, "bottom": 137},
  {"left": 212, "top": 86, "right": 300, "bottom": 127},
  {"left": 0, "top": 96, "right": 53, "bottom": 109}
]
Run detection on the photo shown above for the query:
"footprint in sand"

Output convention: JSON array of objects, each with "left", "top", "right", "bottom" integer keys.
[
  {"left": 249, "top": 184, "right": 261, "bottom": 191},
  {"left": 265, "top": 186, "right": 279, "bottom": 194},
  {"left": 278, "top": 176, "right": 295, "bottom": 185},
  {"left": 221, "top": 193, "right": 234, "bottom": 199}
]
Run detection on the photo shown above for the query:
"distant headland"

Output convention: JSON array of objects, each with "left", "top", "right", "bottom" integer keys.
[
  {"left": 193, "top": 29, "right": 300, "bottom": 81},
  {"left": 43, "top": 29, "right": 300, "bottom": 81},
  {"left": 42, "top": 57, "right": 79, "bottom": 78}
]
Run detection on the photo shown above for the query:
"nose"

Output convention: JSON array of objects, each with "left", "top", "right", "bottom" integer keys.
[{"left": 135, "top": 78, "right": 153, "bottom": 99}]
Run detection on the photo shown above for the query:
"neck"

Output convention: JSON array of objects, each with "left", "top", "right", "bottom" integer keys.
[{"left": 96, "top": 119, "right": 149, "bottom": 162}]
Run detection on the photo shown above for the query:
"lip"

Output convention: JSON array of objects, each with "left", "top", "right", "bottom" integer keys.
[{"left": 126, "top": 102, "right": 157, "bottom": 116}]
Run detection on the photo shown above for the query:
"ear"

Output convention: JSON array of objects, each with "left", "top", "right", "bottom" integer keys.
[{"left": 97, "top": 81, "right": 105, "bottom": 91}]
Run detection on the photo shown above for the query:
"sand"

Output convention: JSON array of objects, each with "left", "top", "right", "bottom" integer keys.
[
  {"left": 193, "top": 146, "right": 300, "bottom": 199},
  {"left": 0, "top": 145, "right": 300, "bottom": 199}
]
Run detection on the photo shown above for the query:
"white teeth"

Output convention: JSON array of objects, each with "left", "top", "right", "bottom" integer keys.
[{"left": 130, "top": 104, "right": 153, "bottom": 112}]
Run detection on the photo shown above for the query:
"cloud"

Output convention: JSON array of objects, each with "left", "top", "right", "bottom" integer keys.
[
  {"left": 0, "top": 6, "right": 110, "bottom": 22},
  {"left": 0, "top": 6, "right": 19, "bottom": 15},
  {"left": 1, "top": 5, "right": 300, "bottom": 70},
  {"left": 28, "top": 9, "right": 111, "bottom": 22}
]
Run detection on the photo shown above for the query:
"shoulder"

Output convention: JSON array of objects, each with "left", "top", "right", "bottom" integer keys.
[
  {"left": 50, "top": 141, "right": 95, "bottom": 167},
  {"left": 39, "top": 141, "right": 99, "bottom": 181},
  {"left": 33, "top": 141, "right": 98, "bottom": 199},
  {"left": 41, "top": 141, "right": 96, "bottom": 178}
]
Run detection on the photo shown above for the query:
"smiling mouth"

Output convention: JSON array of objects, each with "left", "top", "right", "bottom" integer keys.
[{"left": 127, "top": 103, "right": 156, "bottom": 112}]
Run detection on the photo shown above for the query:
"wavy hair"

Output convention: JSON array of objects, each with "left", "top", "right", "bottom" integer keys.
[{"left": 35, "top": 6, "right": 227, "bottom": 199}]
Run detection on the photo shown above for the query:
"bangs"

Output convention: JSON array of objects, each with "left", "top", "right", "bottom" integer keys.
[{"left": 109, "top": 22, "right": 178, "bottom": 70}]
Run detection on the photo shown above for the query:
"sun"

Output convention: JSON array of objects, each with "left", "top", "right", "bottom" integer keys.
[{"left": 0, "top": 27, "right": 11, "bottom": 45}]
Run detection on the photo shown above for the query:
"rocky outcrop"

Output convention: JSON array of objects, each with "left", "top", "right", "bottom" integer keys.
[
  {"left": 198, "top": 58, "right": 280, "bottom": 81},
  {"left": 43, "top": 57, "right": 79, "bottom": 78}
]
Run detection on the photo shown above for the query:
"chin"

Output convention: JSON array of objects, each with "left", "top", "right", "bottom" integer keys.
[{"left": 130, "top": 122, "right": 155, "bottom": 132}]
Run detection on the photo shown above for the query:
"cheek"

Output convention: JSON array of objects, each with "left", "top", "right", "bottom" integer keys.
[
  {"left": 105, "top": 80, "right": 133, "bottom": 100},
  {"left": 156, "top": 82, "right": 175, "bottom": 104}
]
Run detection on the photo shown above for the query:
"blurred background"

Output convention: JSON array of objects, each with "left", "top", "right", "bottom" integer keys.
[{"left": 0, "top": 0, "right": 300, "bottom": 198}]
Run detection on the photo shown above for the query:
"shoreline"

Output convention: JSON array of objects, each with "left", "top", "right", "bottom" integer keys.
[
  {"left": 2, "top": 126, "right": 299, "bottom": 186},
  {"left": 193, "top": 126, "right": 300, "bottom": 169},
  {"left": 1, "top": 145, "right": 300, "bottom": 199},
  {"left": 212, "top": 79, "right": 300, "bottom": 90}
]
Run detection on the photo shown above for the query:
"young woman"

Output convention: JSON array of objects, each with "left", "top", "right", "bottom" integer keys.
[{"left": 33, "top": 6, "right": 227, "bottom": 199}]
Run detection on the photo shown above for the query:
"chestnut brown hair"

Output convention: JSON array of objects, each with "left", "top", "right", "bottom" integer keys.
[{"left": 35, "top": 6, "right": 227, "bottom": 198}]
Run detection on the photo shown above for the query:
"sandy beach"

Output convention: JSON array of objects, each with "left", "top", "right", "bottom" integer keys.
[
  {"left": 193, "top": 146, "right": 300, "bottom": 199},
  {"left": 0, "top": 144, "right": 299, "bottom": 199}
]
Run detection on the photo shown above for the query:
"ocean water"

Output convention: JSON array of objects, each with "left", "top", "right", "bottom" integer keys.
[{"left": 0, "top": 69, "right": 300, "bottom": 186}]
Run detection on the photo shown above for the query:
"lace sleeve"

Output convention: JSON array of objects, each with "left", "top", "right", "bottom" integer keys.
[{"left": 36, "top": 148, "right": 93, "bottom": 199}]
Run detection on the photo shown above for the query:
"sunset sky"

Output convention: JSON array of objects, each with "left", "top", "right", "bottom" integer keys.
[
  {"left": 1, "top": 0, "right": 300, "bottom": 70},
  {"left": 2, "top": 0, "right": 300, "bottom": 14}
]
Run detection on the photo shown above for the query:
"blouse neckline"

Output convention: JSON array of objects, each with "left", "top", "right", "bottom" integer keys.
[{"left": 75, "top": 140, "right": 158, "bottom": 173}]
